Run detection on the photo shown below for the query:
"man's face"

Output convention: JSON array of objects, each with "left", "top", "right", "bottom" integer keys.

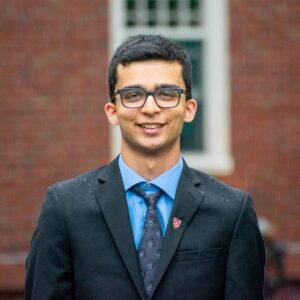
[{"left": 105, "top": 60, "right": 197, "bottom": 158}]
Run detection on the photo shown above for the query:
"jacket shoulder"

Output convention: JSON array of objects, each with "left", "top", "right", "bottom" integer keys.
[
  {"left": 48, "top": 161, "right": 113, "bottom": 198},
  {"left": 188, "top": 167, "right": 249, "bottom": 203}
]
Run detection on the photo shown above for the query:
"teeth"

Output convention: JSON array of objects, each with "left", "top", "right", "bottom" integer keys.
[{"left": 141, "top": 124, "right": 161, "bottom": 129}]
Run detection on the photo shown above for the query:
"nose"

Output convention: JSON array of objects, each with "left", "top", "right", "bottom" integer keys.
[{"left": 141, "top": 95, "right": 161, "bottom": 114}]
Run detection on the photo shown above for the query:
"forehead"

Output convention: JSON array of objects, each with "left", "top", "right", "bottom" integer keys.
[{"left": 115, "top": 60, "right": 185, "bottom": 89}]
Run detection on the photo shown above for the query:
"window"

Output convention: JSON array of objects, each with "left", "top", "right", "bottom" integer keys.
[{"left": 109, "top": 0, "right": 234, "bottom": 175}]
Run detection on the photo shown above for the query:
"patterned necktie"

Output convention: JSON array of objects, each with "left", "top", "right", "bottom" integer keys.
[{"left": 131, "top": 185, "right": 164, "bottom": 298}]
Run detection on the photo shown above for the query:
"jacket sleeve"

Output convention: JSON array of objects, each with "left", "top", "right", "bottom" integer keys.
[
  {"left": 225, "top": 193, "right": 265, "bottom": 300},
  {"left": 25, "top": 186, "right": 75, "bottom": 300}
]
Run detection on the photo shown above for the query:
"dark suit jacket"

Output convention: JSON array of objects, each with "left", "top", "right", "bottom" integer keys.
[{"left": 25, "top": 158, "right": 265, "bottom": 300}]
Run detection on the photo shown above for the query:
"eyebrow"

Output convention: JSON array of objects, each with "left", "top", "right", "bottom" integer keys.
[{"left": 120, "top": 84, "right": 181, "bottom": 90}]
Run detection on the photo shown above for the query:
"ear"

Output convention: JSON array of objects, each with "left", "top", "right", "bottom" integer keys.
[
  {"left": 104, "top": 102, "right": 119, "bottom": 126},
  {"left": 184, "top": 99, "right": 197, "bottom": 123}
]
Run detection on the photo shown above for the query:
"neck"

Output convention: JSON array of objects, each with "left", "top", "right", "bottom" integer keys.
[{"left": 120, "top": 149, "right": 181, "bottom": 181}]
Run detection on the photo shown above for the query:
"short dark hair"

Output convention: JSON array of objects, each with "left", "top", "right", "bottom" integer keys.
[{"left": 108, "top": 34, "right": 192, "bottom": 101}]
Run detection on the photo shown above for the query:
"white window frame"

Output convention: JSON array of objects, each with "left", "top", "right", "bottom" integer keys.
[{"left": 109, "top": 0, "right": 234, "bottom": 176}]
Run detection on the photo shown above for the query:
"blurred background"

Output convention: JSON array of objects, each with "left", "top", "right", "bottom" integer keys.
[{"left": 0, "top": 0, "right": 299, "bottom": 299}]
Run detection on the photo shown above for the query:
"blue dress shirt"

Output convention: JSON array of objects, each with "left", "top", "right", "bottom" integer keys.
[{"left": 118, "top": 155, "right": 183, "bottom": 249}]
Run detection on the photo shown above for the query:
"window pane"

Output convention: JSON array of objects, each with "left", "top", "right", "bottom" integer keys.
[
  {"left": 126, "top": 0, "right": 136, "bottom": 26},
  {"left": 169, "top": 0, "right": 178, "bottom": 26},
  {"left": 176, "top": 40, "right": 204, "bottom": 151},
  {"left": 181, "top": 101, "right": 203, "bottom": 150},
  {"left": 190, "top": 0, "right": 202, "bottom": 26},
  {"left": 148, "top": 0, "right": 157, "bottom": 26},
  {"left": 125, "top": 0, "right": 203, "bottom": 27}
]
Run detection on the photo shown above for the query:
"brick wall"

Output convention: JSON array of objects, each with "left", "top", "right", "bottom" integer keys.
[
  {"left": 228, "top": 0, "right": 300, "bottom": 277},
  {"left": 0, "top": 0, "right": 109, "bottom": 292},
  {"left": 0, "top": 0, "right": 299, "bottom": 294}
]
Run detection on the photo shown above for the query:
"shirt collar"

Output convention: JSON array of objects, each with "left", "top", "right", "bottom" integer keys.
[{"left": 118, "top": 155, "right": 183, "bottom": 199}]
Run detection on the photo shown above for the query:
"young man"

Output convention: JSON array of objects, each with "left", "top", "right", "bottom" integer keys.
[{"left": 25, "top": 35, "right": 265, "bottom": 299}]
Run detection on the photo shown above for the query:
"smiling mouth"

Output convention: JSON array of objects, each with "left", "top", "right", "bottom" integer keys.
[{"left": 139, "top": 124, "right": 163, "bottom": 129}]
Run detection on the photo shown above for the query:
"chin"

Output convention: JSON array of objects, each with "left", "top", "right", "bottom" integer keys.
[
  {"left": 124, "top": 137, "right": 178, "bottom": 156},
  {"left": 141, "top": 145, "right": 162, "bottom": 154},
  {"left": 140, "top": 142, "right": 177, "bottom": 156}
]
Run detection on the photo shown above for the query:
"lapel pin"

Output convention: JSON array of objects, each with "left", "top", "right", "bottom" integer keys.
[{"left": 173, "top": 217, "right": 182, "bottom": 229}]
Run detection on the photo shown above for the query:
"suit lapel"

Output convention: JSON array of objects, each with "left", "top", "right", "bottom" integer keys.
[
  {"left": 152, "top": 163, "right": 205, "bottom": 294},
  {"left": 94, "top": 159, "right": 146, "bottom": 300}
]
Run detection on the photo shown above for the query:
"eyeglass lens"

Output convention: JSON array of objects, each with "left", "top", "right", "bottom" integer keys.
[{"left": 119, "top": 88, "right": 183, "bottom": 108}]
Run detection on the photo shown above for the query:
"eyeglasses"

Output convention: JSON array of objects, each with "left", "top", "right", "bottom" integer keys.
[{"left": 112, "top": 87, "right": 186, "bottom": 108}]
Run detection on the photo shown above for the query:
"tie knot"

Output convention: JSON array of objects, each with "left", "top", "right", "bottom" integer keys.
[{"left": 131, "top": 184, "right": 163, "bottom": 208}]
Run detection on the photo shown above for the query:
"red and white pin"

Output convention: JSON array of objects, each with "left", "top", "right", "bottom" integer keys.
[{"left": 173, "top": 217, "right": 182, "bottom": 229}]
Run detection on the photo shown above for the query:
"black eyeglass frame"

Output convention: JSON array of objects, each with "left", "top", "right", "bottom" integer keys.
[{"left": 111, "top": 87, "right": 187, "bottom": 108}]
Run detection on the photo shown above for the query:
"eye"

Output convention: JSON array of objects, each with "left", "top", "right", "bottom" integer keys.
[
  {"left": 122, "top": 89, "right": 145, "bottom": 102},
  {"left": 156, "top": 89, "right": 178, "bottom": 100}
]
